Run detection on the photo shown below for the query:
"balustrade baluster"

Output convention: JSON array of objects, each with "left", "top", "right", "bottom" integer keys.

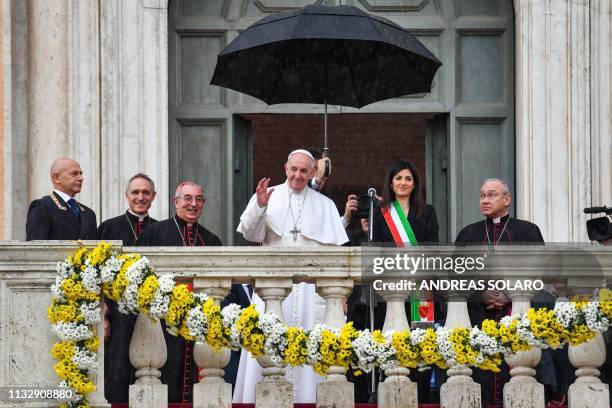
[
  {"left": 255, "top": 278, "right": 294, "bottom": 408},
  {"left": 315, "top": 278, "right": 355, "bottom": 408},
  {"left": 192, "top": 278, "right": 232, "bottom": 408},
  {"left": 129, "top": 312, "right": 168, "bottom": 407},
  {"left": 440, "top": 290, "right": 481, "bottom": 408}
]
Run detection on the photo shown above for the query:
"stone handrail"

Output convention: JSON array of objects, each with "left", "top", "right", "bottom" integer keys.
[{"left": 0, "top": 242, "right": 610, "bottom": 408}]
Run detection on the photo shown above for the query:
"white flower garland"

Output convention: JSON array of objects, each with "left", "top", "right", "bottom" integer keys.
[{"left": 48, "top": 244, "right": 612, "bottom": 408}]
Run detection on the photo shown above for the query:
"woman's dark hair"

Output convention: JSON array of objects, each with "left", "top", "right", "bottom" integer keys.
[{"left": 382, "top": 160, "right": 423, "bottom": 215}]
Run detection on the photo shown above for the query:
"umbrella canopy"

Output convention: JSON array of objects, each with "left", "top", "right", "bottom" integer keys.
[{"left": 210, "top": 4, "right": 442, "bottom": 109}]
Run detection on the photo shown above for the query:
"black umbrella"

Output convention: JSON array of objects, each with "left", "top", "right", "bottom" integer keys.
[{"left": 211, "top": 3, "right": 441, "bottom": 161}]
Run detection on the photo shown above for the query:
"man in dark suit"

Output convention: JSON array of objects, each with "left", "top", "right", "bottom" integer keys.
[
  {"left": 26, "top": 157, "right": 97, "bottom": 240},
  {"left": 98, "top": 173, "right": 158, "bottom": 403}
]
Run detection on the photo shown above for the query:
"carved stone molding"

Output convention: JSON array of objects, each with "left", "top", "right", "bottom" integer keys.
[{"left": 358, "top": 0, "right": 428, "bottom": 12}]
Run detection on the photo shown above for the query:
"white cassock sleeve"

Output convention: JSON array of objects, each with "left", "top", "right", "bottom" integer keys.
[{"left": 236, "top": 193, "right": 268, "bottom": 243}]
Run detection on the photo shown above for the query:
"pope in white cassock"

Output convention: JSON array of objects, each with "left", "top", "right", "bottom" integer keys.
[{"left": 234, "top": 149, "right": 349, "bottom": 403}]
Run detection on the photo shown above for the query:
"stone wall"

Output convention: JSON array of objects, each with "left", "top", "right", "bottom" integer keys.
[{"left": 0, "top": 0, "right": 4, "bottom": 238}]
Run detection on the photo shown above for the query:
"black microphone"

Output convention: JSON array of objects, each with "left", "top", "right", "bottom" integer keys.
[
  {"left": 368, "top": 188, "right": 377, "bottom": 198},
  {"left": 584, "top": 206, "right": 611, "bottom": 214}
]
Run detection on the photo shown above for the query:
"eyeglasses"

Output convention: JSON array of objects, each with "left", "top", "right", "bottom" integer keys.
[
  {"left": 479, "top": 192, "right": 506, "bottom": 200},
  {"left": 177, "top": 195, "right": 206, "bottom": 204}
]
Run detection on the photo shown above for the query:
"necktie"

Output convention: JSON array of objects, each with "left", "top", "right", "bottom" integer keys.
[{"left": 67, "top": 199, "right": 80, "bottom": 219}]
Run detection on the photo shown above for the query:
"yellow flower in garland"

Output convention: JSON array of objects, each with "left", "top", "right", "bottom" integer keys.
[
  {"left": 527, "top": 308, "right": 567, "bottom": 348},
  {"left": 166, "top": 284, "right": 193, "bottom": 328},
  {"left": 316, "top": 329, "right": 340, "bottom": 374},
  {"left": 449, "top": 328, "right": 476, "bottom": 366},
  {"left": 53, "top": 359, "right": 96, "bottom": 395},
  {"left": 68, "top": 247, "right": 88, "bottom": 270},
  {"left": 372, "top": 330, "right": 386, "bottom": 345},
  {"left": 571, "top": 295, "right": 592, "bottom": 311},
  {"left": 481, "top": 319, "right": 499, "bottom": 338},
  {"left": 478, "top": 355, "right": 502, "bottom": 372},
  {"left": 60, "top": 401, "right": 89, "bottom": 408},
  {"left": 236, "top": 305, "right": 265, "bottom": 356},
  {"left": 568, "top": 323, "right": 596, "bottom": 345},
  {"left": 599, "top": 288, "right": 612, "bottom": 319},
  {"left": 85, "top": 335, "right": 100, "bottom": 353},
  {"left": 285, "top": 327, "right": 308, "bottom": 367},
  {"left": 86, "top": 242, "right": 112, "bottom": 267},
  {"left": 51, "top": 341, "right": 76, "bottom": 361},
  {"left": 420, "top": 328, "right": 446, "bottom": 369},
  {"left": 498, "top": 319, "right": 530, "bottom": 352},
  {"left": 48, "top": 300, "right": 79, "bottom": 324},
  {"left": 202, "top": 298, "right": 227, "bottom": 351},
  {"left": 336, "top": 323, "right": 358, "bottom": 368},
  {"left": 392, "top": 330, "right": 419, "bottom": 368},
  {"left": 104, "top": 254, "right": 140, "bottom": 301},
  {"left": 60, "top": 277, "right": 99, "bottom": 302},
  {"left": 137, "top": 275, "right": 159, "bottom": 312},
  {"left": 313, "top": 362, "right": 327, "bottom": 375},
  {"left": 61, "top": 401, "right": 89, "bottom": 408}
]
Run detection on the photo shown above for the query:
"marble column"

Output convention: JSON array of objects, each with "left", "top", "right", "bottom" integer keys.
[
  {"left": 568, "top": 332, "right": 610, "bottom": 408},
  {"left": 378, "top": 288, "right": 417, "bottom": 408},
  {"left": 315, "top": 278, "right": 354, "bottom": 408},
  {"left": 192, "top": 277, "right": 232, "bottom": 408},
  {"left": 514, "top": 0, "right": 592, "bottom": 241},
  {"left": 129, "top": 312, "right": 168, "bottom": 408},
  {"left": 503, "top": 288, "right": 544, "bottom": 408},
  {"left": 254, "top": 278, "right": 293, "bottom": 408}
]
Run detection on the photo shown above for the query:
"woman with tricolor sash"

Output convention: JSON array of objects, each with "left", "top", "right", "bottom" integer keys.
[
  {"left": 375, "top": 161, "right": 443, "bottom": 403},
  {"left": 372, "top": 160, "right": 438, "bottom": 245},
  {"left": 345, "top": 160, "right": 443, "bottom": 403}
]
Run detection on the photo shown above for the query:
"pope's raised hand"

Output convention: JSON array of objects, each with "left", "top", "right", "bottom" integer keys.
[{"left": 256, "top": 178, "right": 274, "bottom": 208}]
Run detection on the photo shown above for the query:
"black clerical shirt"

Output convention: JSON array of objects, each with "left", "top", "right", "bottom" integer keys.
[
  {"left": 455, "top": 213, "right": 544, "bottom": 245},
  {"left": 98, "top": 211, "right": 157, "bottom": 246},
  {"left": 138, "top": 215, "right": 222, "bottom": 247}
]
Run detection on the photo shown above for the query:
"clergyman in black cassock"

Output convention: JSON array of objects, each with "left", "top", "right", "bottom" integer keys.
[
  {"left": 26, "top": 158, "right": 97, "bottom": 240},
  {"left": 137, "top": 181, "right": 250, "bottom": 403},
  {"left": 98, "top": 173, "right": 159, "bottom": 403},
  {"left": 454, "top": 178, "right": 545, "bottom": 407},
  {"left": 100, "top": 212, "right": 158, "bottom": 403},
  {"left": 137, "top": 214, "right": 219, "bottom": 403}
]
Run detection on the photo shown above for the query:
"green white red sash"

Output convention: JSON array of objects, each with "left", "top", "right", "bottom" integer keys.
[
  {"left": 380, "top": 201, "right": 434, "bottom": 323},
  {"left": 379, "top": 200, "right": 418, "bottom": 247}
]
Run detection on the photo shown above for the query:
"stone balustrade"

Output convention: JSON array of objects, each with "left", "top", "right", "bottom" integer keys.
[{"left": 0, "top": 242, "right": 610, "bottom": 408}]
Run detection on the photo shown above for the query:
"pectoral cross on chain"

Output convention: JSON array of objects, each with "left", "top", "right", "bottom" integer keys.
[{"left": 290, "top": 226, "right": 301, "bottom": 241}]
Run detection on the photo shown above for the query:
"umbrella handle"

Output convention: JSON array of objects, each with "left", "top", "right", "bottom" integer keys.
[{"left": 322, "top": 148, "right": 330, "bottom": 177}]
